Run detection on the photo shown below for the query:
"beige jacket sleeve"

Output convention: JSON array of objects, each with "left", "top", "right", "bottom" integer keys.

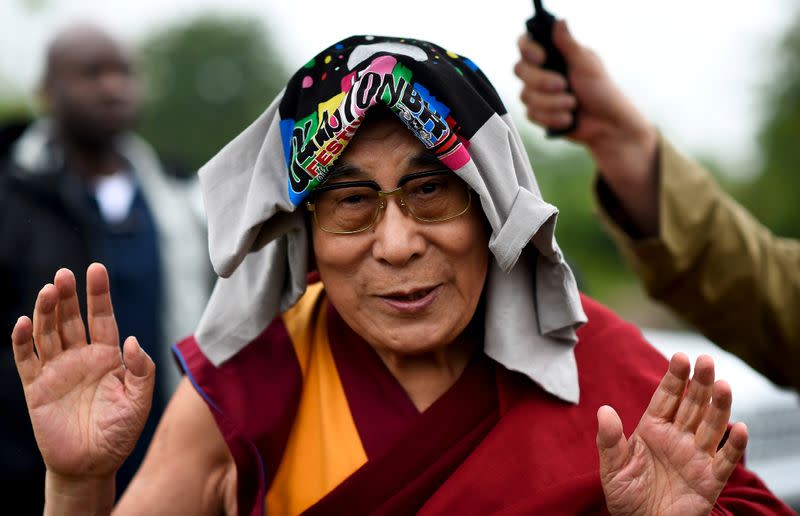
[{"left": 595, "top": 135, "right": 800, "bottom": 391}]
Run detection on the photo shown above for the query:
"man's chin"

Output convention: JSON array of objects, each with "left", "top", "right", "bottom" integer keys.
[
  {"left": 72, "top": 126, "right": 128, "bottom": 149},
  {"left": 369, "top": 322, "right": 452, "bottom": 355}
]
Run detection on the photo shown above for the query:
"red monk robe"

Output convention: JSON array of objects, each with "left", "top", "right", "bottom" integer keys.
[{"left": 174, "top": 282, "right": 793, "bottom": 515}]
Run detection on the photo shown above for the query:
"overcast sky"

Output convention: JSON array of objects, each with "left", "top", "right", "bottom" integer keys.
[{"left": 1, "top": 0, "right": 795, "bottom": 176}]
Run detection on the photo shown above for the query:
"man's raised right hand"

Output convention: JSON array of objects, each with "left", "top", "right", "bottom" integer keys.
[{"left": 11, "top": 264, "right": 154, "bottom": 486}]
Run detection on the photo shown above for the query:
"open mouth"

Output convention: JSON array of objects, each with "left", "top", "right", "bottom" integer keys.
[{"left": 386, "top": 289, "right": 433, "bottom": 302}]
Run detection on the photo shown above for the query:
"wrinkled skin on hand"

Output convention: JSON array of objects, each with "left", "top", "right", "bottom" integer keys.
[
  {"left": 596, "top": 353, "right": 748, "bottom": 516},
  {"left": 11, "top": 264, "right": 155, "bottom": 479}
]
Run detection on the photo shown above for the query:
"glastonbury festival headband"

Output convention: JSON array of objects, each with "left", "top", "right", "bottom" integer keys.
[
  {"left": 278, "top": 36, "right": 505, "bottom": 206},
  {"left": 194, "top": 35, "right": 588, "bottom": 403}
]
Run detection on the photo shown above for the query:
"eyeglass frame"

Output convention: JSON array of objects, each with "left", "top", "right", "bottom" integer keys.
[{"left": 305, "top": 168, "right": 473, "bottom": 235}]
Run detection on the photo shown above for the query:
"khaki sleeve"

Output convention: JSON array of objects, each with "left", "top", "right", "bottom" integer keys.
[{"left": 594, "top": 134, "right": 800, "bottom": 391}]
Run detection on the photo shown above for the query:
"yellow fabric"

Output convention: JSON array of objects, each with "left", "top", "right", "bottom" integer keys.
[
  {"left": 265, "top": 283, "right": 368, "bottom": 515},
  {"left": 594, "top": 135, "right": 800, "bottom": 390}
]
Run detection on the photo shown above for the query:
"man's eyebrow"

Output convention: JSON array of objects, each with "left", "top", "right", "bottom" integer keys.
[
  {"left": 409, "top": 152, "right": 445, "bottom": 169},
  {"left": 328, "top": 163, "right": 366, "bottom": 180},
  {"left": 327, "top": 151, "right": 445, "bottom": 181}
]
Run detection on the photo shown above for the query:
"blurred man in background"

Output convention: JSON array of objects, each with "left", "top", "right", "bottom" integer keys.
[
  {"left": 0, "top": 23, "right": 211, "bottom": 514},
  {"left": 515, "top": 20, "right": 799, "bottom": 392}
]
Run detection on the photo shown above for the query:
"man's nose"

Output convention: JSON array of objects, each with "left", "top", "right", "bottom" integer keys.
[
  {"left": 371, "top": 197, "right": 426, "bottom": 267},
  {"left": 98, "top": 71, "right": 134, "bottom": 101}
]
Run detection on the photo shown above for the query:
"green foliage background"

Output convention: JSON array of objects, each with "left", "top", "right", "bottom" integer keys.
[
  {"left": 741, "top": 10, "right": 800, "bottom": 239},
  {"left": 136, "top": 16, "right": 289, "bottom": 171}
]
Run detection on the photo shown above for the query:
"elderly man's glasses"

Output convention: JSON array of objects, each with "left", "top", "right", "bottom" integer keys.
[{"left": 306, "top": 169, "right": 472, "bottom": 234}]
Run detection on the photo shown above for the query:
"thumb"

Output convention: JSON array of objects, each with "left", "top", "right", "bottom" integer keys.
[
  {"left": 552, "top": 20, "right": 584, "bottom": 63},
  {"left": 122, "top": 336, "right": 155, "bottom": 407},
  {"left": 597, "top": 405, "right": 629, "bottom": 479}
]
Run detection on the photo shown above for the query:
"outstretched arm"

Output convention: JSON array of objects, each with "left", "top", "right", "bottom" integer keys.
[
  {"left": 515, "top": 20, "right": 659, "bottom": 236},
  {"left": 115, "top": 378, "right": 238, "bottom": 515}
]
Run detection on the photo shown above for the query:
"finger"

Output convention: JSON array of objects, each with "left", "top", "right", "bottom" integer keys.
[
  {"left": 520, "top": 90, "right": 577, "bottom": 114},
  {"left": 54, "top": 268, "right": 87, "bottom": 350},
  {"left": 11, "top": 316, "right": 41, "bottom": 385},
  {"left": 674, "top": 354, "right": 715, "bottom": 433},
  {"left": 86, "top": 263, "right": 119, "bottom": 347},
  {"left": 645, "top": 352, "right": 691, "bottom": 422},
  {"left": 552, "top": 20, "right": 583, "bottom": 62},
  {"left": 695, "top": 380, "right": 733, "bottom": 453},
  {"left": 525, "top": 108, "right": 574, "bottom": 131},
  {"left": 517, "top": 34, "right": 545, "bottom": 65},
  {"left": 596, "top": 405, "right": 629, "bottom": 479},
  {"left": 514, "top": 62, "right": 568, "bottom": 93},
  {"left": 712, "top": 422, "right": 748, "bottom": 483},
  {"left": 122, "top": 337, "right": 156, "bottom": 410},
  {"left": 520, "top": 90, "right": 576, "bottom": 128},
  {"left": 32, "top": 284, "right": 64, "bottom": 363}
]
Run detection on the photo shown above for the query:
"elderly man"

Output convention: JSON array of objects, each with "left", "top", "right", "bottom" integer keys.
[
  {"left": 11, "top": 35, "right": 793, "bottom": 514},
  {"left": 0, "top": 24, "right": 210, "bottom": 514}
]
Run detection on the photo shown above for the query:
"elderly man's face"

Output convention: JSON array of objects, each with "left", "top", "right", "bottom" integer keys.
[{"left": 312, "top": 113, "right": 489, "bottom": 358}]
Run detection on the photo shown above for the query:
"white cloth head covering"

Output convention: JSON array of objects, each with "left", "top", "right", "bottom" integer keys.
[{"left": 194, "top": 35, "right": 587, "bottom": 403}]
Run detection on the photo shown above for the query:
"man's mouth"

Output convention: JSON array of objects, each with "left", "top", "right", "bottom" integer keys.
[
  {"left": 379, "top": 285, "right": 441, "bottom": 312},
  {"left": 385, "top": 288, "right": 433, "bottom": 302}
]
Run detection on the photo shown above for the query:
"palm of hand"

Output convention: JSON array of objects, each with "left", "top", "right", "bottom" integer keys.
[
  {"left": 11, "top": 265, "right": 155, "bottom": 479},
  {"left": 27, "top": 345, "right": 143, "bottom": 477},
  {"left": 598, "top": 354, "right": 748, "bottom": 516},
  {"left": 604, "top": 417, "right": 721, "bottom": 515}
]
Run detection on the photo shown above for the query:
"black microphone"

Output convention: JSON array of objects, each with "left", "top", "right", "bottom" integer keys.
[{"left": 525, "top": 0, "right": 578, "bottom": 137}]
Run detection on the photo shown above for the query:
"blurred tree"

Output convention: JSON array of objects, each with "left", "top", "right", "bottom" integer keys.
[
  {"left": 0, "top": 92, "right": 35, "bottom": 157},
  {"left": 0, "top": 98, "right": 33, "bottom": 122},
  {"left": 744, "top": 10, "right": 800, "bottom": 238},
  {"left": 0, "top": 68, "right": 33, "bottom": 122},
  {"left": 137, "top": 15, "right": 288, "bottom": 171}
]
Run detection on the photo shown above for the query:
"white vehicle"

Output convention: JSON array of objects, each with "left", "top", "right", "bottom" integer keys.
[{"left": 644, "top": 329, "right": 800, "bottom": 510}]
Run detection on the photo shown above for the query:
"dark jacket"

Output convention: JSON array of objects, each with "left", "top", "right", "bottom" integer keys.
[
  {"left": 0, "top": 120, "right": 211, "bottom": 515},
  {"left": 0, "top": 124, "right": 104, "bottom": 514}
]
